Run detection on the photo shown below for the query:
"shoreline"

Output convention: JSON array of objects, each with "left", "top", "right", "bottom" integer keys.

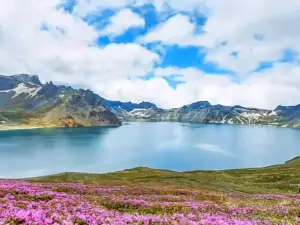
[
  {"left": 0, "top": 120, "right": 293, "bottom": 131},
  {"left": 0, "top": 125, "right": 49, "bottom": 131},
  {"left": 0, "top": 123, "right": 122, "bottom": 131}
]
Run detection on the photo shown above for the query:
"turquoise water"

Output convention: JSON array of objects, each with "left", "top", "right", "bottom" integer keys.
[{"left": 0, "top": 122, "right": 299, "bottom": 178}]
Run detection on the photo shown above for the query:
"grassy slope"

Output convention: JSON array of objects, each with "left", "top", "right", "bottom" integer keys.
[
  {"left": 285, "top": 156, "right": 300, "bottom": 165},
  {"left": 29, "top": 159, "right": 300, "bottom": 194}
]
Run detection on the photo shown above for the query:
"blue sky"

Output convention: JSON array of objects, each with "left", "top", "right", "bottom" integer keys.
[{"left": 1, "top": 0, "right": 300, "bottom": 109}]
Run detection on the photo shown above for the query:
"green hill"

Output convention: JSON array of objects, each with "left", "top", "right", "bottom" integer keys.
[
  {"left": 29, "top": 159, "right": 300, "bottom": 194},
  {"left": 285, "top": 156, "right": 300, "bottom": 165}
]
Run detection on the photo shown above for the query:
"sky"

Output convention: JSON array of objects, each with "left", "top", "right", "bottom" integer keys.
[{"left": 0, "top": 0, "right": 300, "bottom": 109}]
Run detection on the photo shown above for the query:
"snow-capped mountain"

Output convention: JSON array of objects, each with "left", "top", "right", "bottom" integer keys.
[{"left": 104, "top": 100, "right": 300, "bottom": 128}]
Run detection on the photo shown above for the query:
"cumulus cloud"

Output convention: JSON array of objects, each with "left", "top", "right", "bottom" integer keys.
[
  {"left": 99, "top": 9, "right": 145, "bottom": 37},
  {"left": 0, "top": 0, "right": 300, "bottom": 110},
  {"left": 139, "top": 14, "right": 199, "bottom": 46},
  {"left": 0, "top": 0, "right": 158, "bottom": 86},
  {"left": 140, "top": 0, "right": 300, "bottom": 74},
  {"left": 201, "top": 0, "right": 300, "bottom": 74},
  {"left": 151, "top": 65, "right": 300, "bottom": 109}
]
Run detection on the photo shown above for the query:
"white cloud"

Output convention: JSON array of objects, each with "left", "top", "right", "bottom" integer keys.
[
  {"left": 73, "top": 0, "right": 207, "bottom": 16},
  {"left": 0, "top": 0, "right": 158, "bottom": 86},
  {"left": 139, "top": 14, "right": 198, "bottom": 45},
  {"left": 140, "top": 0, "right": 300, "bottom": 74},
  {"left": 73, "top": 0, "right": 133, "bottom": 16},
  {"left": 99, "top": 9, "right": 145, "bottom": 37},
  {"left": 0, "top": 0, "right": 300, "bottom": 111},
  {"left": 151, "top": 0, "right": 207, "bottom": 12},
  {"left": 199, "top": 0, "right": 300, "bottom": 74},
  {"left": 150, "top": 65, "right": 300, "bottom": 109}
]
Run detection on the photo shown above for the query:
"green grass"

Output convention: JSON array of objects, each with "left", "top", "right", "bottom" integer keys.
[{"left": 28, "top": 160, "right": 300, "bottom": 194}]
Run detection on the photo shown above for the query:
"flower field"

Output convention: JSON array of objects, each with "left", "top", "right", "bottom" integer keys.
[{"left": 0, "top": 179, "right": 299, "bottom": 225}]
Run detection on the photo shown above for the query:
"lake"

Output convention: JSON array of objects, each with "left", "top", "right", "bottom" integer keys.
[{"left": 0, "top": 122, "right": 299, "bottom": 178}]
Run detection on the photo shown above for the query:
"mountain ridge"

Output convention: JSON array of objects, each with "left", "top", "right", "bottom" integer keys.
[
  {"left": 1, "top": 74, "right": 300, "bottom": 129},
  {"left": 104, "top": 97, "right": 300, "bottom": 129}
]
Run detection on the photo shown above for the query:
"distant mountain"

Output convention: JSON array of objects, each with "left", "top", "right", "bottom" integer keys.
[
  {"left": 104, "top": 100, "right": 300, "bottom": 129},
  {"left": 1, "top": 74, "right": 300, "bottom": 129},
  {"left": 0, "top": 74, "right": 121, "bottom": 128},
  {"left": 103, "top": 100, "right": 159, "bottom": 121}
]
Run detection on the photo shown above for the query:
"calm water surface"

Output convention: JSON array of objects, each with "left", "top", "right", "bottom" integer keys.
[{"left": 0, "top": 122, "right": 299, "bottom": 178}]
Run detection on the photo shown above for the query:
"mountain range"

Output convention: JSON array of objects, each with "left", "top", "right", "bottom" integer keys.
[{"left": 1, "top": 74, "right": 300, "bottom": 129}]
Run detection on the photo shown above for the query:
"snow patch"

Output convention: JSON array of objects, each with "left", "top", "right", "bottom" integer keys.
[
  {"left": 27, "top": 87, "right": 41, "bottom": 98},
  {"left": 12, "top": 83, "right": 36, "bottom": 98},
  {"left": 0, "top": 83, "right": 39, "bottom": 98},
  {"left": 228, "top": 119, "right": 234, "bottom": 124},
  {"left": 240, "top": 112, "right": 262, "bottom": 119},
  {"left": 128, "top": 109, "right": 151, "bottom": 118},
  {"left": 221, "top": 115, "right": 228, "bottom": 124},
  {"left": 236, "top": 116, "right": 244, "bottom": 124},
  {"left": 269, "top": 111, "right": 277, "bottom": 116},
  {"left": 131, "top": 109, "right": 147, "bottom": 112},
  {"left": 0, "top": 83, "right": 41, "bottom": 99},
  {"left": 0, "top": 89, "right": 12, "bottom": 93}
]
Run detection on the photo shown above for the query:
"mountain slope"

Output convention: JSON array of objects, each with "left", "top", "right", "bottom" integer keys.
[
  {"left": 285, "top": 156, "right": 300, "bottom": 165},
  {"left": 0, "top": 75, "right": 121, "bottom": 128}
]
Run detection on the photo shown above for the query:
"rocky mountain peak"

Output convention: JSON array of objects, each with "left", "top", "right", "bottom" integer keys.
[
  {"left": 37, "top": 81, "right": 58, "bottom": 98},
  {"left": 275, "top": 105, "right": 287, "bottom": 111},
  {"left": 0, "top": 74, "right": 42, "bottom": 91},
  {"left": 103, "top": 100, "right": 158, "bottom": 112},
  {"left": 11, "top": 74, "right": 42, "bottom": 86},
  {"left": 69, "top": 89, "right": 104, "bottom": 107},
  {"left": 184, "top": 101, "right": 211, "bottom": 109},
  {"left": 138, "top": 102, "right": 157, "bottom": 109}
]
